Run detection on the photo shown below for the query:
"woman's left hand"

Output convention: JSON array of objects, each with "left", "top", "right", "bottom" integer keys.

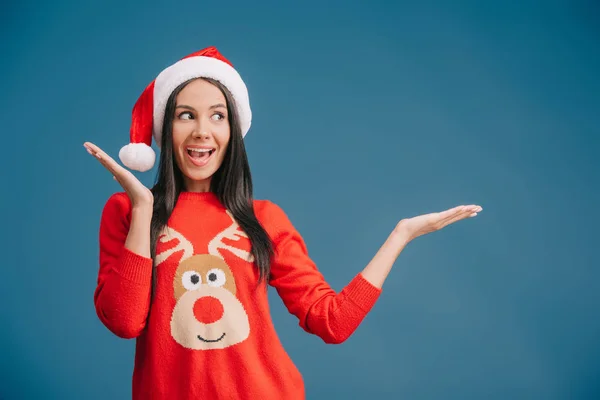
[{"left": 395, "top": 204, "right": 482, "bottom": 243}]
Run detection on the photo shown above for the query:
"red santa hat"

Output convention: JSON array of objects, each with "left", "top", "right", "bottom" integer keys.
[{"left": 119, "top": 46, "right": 252, "bottom": 172}]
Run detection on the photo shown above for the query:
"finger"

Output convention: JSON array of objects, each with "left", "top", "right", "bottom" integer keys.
[
  {"left": 432, "top": 205, "right": 475, "bottom": 227},
  {"left": 84, "top": 142, "right": 103, "bottom": 156},
  {"left": 437, "top": 205, "right": 465, "bottom": 220},
  {"left": 444, "top": 209, "right": 473, "bottom": 226},
  {"left": 84, "top": 142, "right": 111, "bottom": 162},
  {"left": 417, "top": 206, "right": 463, "bottom": 231},
  {"left": 84, "top": 142, "right": 125, "bottom": 176},
  {"left": 435, "top": 206, "right": 467, "bottom": 226},
  {"left": 468, "top": 205, "right": 483, "bottom": 217},
  {"left": 86, "top": 143, "right": 110, "bottom": 159},
  {"left": 439, "top": 204, "right": 481, "bottom": 221},
  {"left": 440, "top": 206, "right": 481, "bottom": 228},
  {"left": 84, "top": 142, "right": 109, "bottom": 164}
]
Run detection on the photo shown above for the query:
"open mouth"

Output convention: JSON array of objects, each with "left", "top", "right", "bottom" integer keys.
[
  {"left": 187, "top": 148, "right": 215, "bottom": 166},
  {"left": 197, "top": 332, "right": 226, "bottom": 343}
]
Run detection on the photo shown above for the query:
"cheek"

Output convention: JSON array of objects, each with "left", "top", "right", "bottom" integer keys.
[
  {"left": 215, "top": 126, "right": 231, "bottom": 150},
  {"left": 172, "top": 124, "right": 187, "bottom": 149}
]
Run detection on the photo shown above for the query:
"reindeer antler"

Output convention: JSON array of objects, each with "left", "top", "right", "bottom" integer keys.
[
  {"left": 208, "top": 211, "right": 254, "bottom": 262},
  {"left": 155, "top": 226, "right": 194, "bottom": 266}
]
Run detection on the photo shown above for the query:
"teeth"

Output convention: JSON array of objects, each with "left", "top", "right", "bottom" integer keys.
[{"left": 188, "top": 148, "right": 213, "bottom": 153}]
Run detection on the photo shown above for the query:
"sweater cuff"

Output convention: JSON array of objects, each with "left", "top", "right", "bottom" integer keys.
[
  {"left": 343, "top": 273, "right": 382, "bottom": 313},
  {"left": 112, "top": 247, "right": 153, "bottom": 285}
]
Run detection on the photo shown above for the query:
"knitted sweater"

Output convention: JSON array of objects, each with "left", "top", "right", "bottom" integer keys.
[{"left": 94, "top": 191, "right": 381, "bottom": 399}]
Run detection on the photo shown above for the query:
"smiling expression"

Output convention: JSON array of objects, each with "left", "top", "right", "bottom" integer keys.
[
  {"left": 171, "top": 78, "right": 231, "bottom": 192},
  {"left": 170, "top": 254, "right": 251, "bottom": 350}
]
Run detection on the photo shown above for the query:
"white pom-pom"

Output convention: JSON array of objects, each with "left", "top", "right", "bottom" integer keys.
[{"left": 119, "top": 143, "right": 156, "bottom": 172}]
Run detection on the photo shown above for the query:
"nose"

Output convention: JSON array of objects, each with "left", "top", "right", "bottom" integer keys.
[
  {"left": 193, "top": 117, "right": 212, "bottom": 140},
  {"left": 193, "top": 296, "right": 224, "bottom": 324},
  {"left": 192, "top": 130, "right": 210, "bottom": 140}
]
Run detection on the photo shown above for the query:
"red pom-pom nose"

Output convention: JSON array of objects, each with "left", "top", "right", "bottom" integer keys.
[{"left": 193, "top": 296, "right": 224, "bottom": 324}]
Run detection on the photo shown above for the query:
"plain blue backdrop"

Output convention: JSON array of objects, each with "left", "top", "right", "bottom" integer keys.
[{"left": 2, "top": 0, "right": 599, "bottom": 399}]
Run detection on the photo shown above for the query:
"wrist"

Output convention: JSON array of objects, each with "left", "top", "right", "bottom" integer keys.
[
  {"left": 389, "top": 228, "right": 411, "bottom": 247},
  {"left": 131, "top": 204, "right": 153, "bottom": 219}
]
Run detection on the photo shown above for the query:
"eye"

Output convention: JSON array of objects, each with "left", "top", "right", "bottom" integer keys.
[
  {"left": 206, "top": 268, "right": 226, "bottom": 287},
  {"left": 178, "top": 111, "right": 194, "bottom": 120},
  {"left": 182, "top": 270, "right": 202, "bottom": 291},
  {"left": 211, "top": 113, "right": 225, "bottom": 121}
]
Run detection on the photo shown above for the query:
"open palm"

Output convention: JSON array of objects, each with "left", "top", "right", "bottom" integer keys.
[
  {"left": 84, "top": 142, "right": 153, "bottom": 208},
  {"left": 396, "top": 204, "right": 482, "bottom": 242}
]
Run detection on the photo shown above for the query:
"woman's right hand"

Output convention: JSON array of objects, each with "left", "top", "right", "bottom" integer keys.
[{"left": 84, "top": 142, "right": 154, "bottom": 209}]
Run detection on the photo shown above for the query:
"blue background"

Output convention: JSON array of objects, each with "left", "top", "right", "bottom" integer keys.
[{"left": 1, "top": 0, "right": 599, "bottom": 398}]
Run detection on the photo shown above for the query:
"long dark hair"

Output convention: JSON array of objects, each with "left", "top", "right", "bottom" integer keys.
[{"left": 149, "top": 77, "right": 273, "bottom": 293}]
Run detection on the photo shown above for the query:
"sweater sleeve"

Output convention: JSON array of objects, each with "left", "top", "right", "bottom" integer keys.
[
  {"left": 264, "top": 201, "right": 382, "bottom": 344},
  {"left": 93, "top": 192, "right": 154, "bottom": 339}
]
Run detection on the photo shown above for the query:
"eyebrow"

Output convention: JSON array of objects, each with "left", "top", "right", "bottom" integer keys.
[{"left": 176, "top": 103, "right": 227, "bottom": 111}]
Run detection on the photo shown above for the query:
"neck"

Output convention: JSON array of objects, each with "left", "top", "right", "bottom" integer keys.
[{"left": 183, "top": 177, "right": 212, "bottom": 193}]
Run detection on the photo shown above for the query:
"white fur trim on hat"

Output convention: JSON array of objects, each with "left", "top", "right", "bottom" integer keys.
[
  {"left": 152, "top": 56, "right": 252, "bottom": 147},
  {"left": 119, "top": 143, "right": 156, "bottom": 172}
]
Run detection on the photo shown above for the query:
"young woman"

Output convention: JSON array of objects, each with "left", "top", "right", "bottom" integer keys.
[{"left": 85, "top": 46, "right": 482, "bottom": 400}]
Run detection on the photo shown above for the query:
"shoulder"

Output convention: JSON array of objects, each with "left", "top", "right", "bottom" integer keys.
[
  {"left": 253, "top": 199, "right": 286, "bottom": 219},
  {"left": 252, "top": 199, "right": 296, "bottom": 237}
]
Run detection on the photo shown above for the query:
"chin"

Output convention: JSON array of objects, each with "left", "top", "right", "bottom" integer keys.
[
  {"left": 186, "top": 170, "right": 216, "bottom": 182},
  {"left": 178, "top": 162, "right": 215, "bottom": 178}
]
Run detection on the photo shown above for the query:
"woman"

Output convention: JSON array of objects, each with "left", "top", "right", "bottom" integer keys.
[{"left": 85, "top": 46, "right": 481, "bottom": 400}]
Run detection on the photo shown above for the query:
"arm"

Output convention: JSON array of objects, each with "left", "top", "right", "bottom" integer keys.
[
  {"left": 93, "top": 192, "right": 154, "bottom": 339},
  {"left": 360, "top": 230, "right": 409, "bottom": 289},
  {"left": 265, "top": 202, "right": 382, "bottom": 344},
  {"left": 265, "top": 201, "right": 481, "bottom": 344}
]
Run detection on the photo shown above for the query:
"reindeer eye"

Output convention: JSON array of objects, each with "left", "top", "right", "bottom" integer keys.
[
  {"left": 182, "top": 270, "right": 202, "bottom": 291},
  {"left": 206, "top": 269, "right": 226, "bottom": 288}
]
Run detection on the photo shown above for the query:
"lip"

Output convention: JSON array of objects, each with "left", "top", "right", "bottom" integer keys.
[{"left": 186, "top": 147, "right": 216, "bottom": 167}]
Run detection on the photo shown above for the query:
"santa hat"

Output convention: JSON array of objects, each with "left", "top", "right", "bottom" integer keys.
[{"left": 119, "top": 46, "right": 252, "bottom": 172}]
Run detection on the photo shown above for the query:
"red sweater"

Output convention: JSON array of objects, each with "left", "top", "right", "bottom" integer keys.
[{"left": 94, "top": 191, "right": 381, "bottom": 399}]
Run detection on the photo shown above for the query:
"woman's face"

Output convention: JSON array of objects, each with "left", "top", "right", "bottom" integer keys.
[{"left": 171, "top": 79, "right": 231, "bottom": 192}]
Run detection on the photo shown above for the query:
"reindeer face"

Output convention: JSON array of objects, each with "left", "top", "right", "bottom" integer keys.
[
  {"left": 156, "top": 211, "right": 252, "bottom": 351},
  {"left": 173, "top": 255, "right": 237, "bottom": 300}
]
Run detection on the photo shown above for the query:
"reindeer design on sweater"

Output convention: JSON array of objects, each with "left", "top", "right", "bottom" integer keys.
[{"left": 155, "top": 211, "right": 252, "bottom": 350}]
